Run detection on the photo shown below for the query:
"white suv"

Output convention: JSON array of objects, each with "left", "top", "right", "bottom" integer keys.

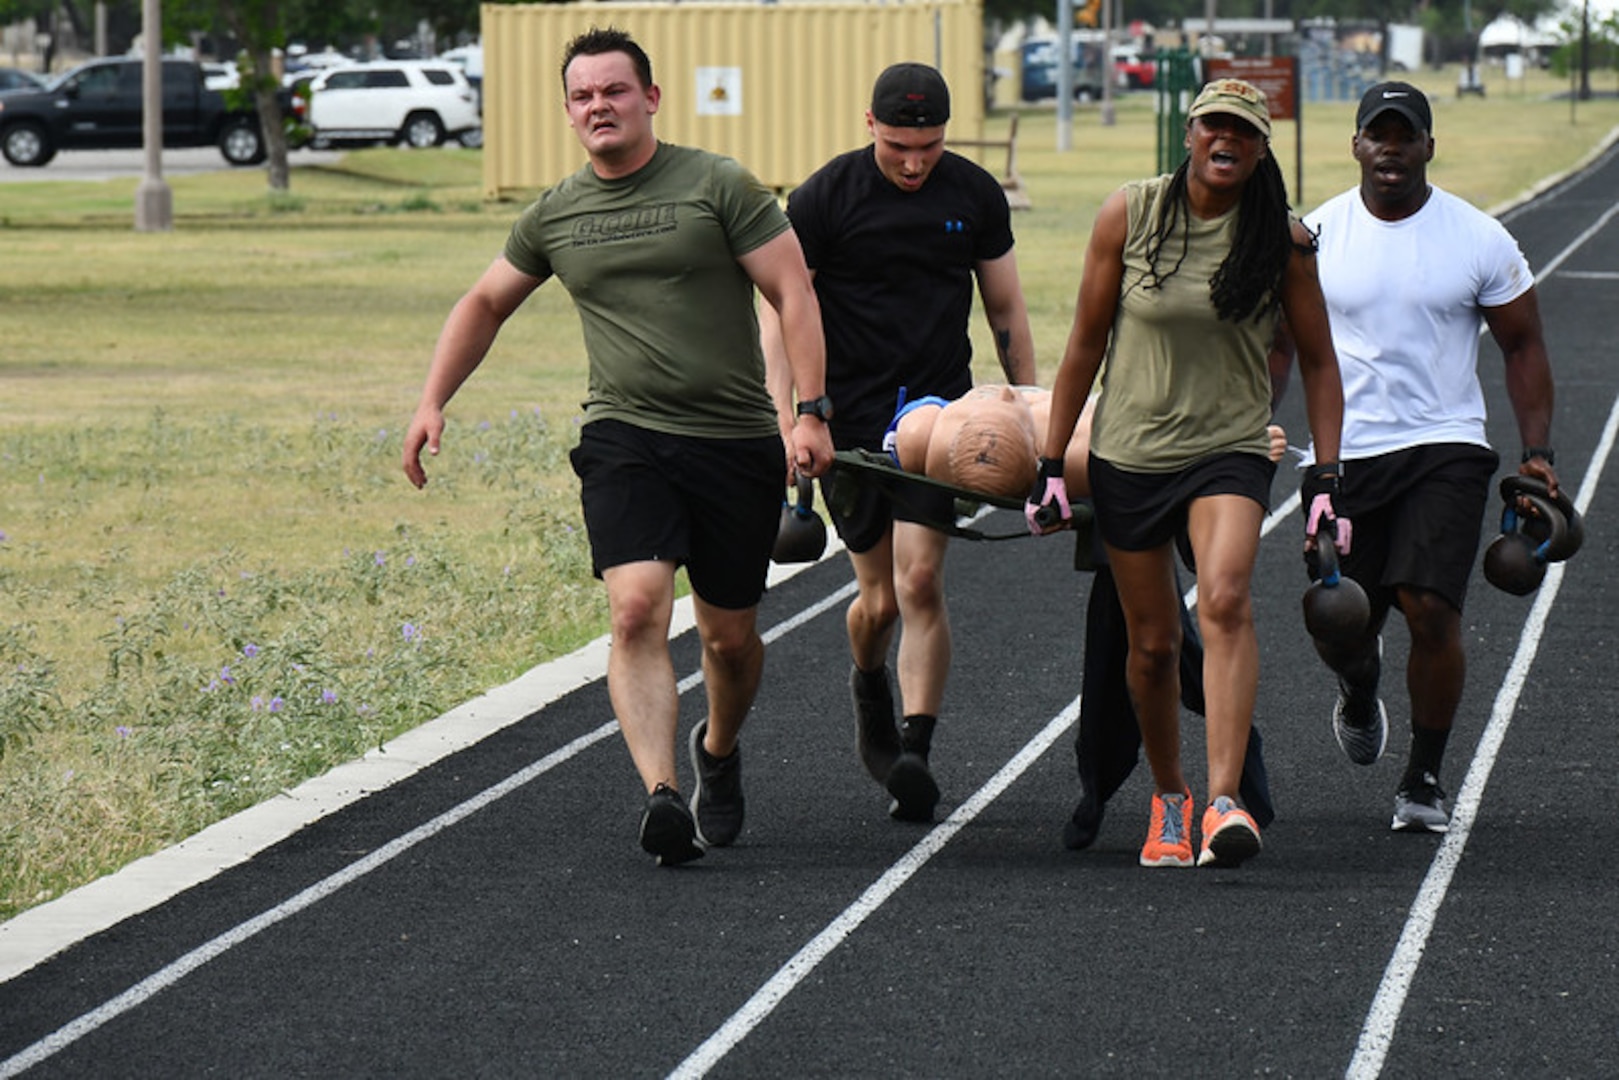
[{"left": 306, "top": 61, "right": 480, "bottom": 149}]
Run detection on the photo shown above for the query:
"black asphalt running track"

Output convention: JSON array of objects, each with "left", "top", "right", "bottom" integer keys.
[{"left": 3, "top": 137, "right": 1617, "bottom": 1079}]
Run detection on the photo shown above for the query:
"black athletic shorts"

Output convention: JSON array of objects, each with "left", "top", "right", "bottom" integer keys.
[
  {"left": 1089, "top": 451, "right": 1276, "bottom": 552},
  {"left": 819, "top": 454, "right": 955, "bottom": 555},
  {"left": 569, "top": 419, "right": 785, "bottom": 610},
  {"left": 1301, "top": 443, "right": 1498, "bottom": 613}
]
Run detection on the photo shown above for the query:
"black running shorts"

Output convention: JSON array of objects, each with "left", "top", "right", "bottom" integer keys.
[
  {"left": 1301, "top": 443, "right": 1498, "bottom": 613},
  {"left": 569, "top": 419, "right": 785, "bottom": 610},
  {"left": 1089, "top": 451, "right": 1276, "bottom": 552},
  {"left": 818, "top": 461, "right": 956, "bottom": 555}
]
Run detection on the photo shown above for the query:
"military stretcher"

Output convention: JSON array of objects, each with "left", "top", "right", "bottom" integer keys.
[{"left": 828, "top": 448, "right": 1099, "bottom": 570}]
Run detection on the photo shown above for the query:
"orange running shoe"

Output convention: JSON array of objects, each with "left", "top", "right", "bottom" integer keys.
[
  {"left": 1139, "top": 790, "right": 1194, "bottom": 868},
  {"left": 1198, "top": 795, "right": 1262, "bottom": 868}
]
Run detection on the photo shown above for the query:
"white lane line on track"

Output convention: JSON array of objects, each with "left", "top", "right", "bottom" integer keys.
[
  {"left": 1346, "top": 391, "right": 1619, "bottom": 1080},
  {"left": 667, "top": 699, "right": 1083, "bottom": 1080},
  {"left": 1531, "top": 198, "right": 1619, "bottom": 281},
  {"left": 0, "top": 543, "right": 854, "bottom": 987},
  {"left": 0, "top": 579, "right": 860, "bottom": 1079},
  {"left": 670, "top": 499, "right": 1302, "bottom": 1078}
]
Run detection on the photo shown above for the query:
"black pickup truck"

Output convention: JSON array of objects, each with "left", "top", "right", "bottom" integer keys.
[{"left": 0, "top": 57, "right": 266, "bottom": 167}]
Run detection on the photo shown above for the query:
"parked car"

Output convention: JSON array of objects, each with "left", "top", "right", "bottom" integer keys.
[
  {"left": 0, "top": 67, "right": 47, "bottom": 93},
  {"left": 438, "top": 43, "right": 483, "bottom": 105},
  {"left": 1020, "top": 38, "right": 1106, "bottom": 102},
  {"left": 305, "top": 60, "right": 480, "bottom": 149},
  {"left": 0, "top": 57, "right": 266, "bottom": 167},
  {"left": 201, "top": 61, "right": 239, "bottom": 91},
  {"left": 1113, "top": 47, "right": 1157, "bottom": 90}
]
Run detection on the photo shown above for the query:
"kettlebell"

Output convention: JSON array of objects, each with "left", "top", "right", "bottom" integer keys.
[
  {"left": 1302, "top": 523, "right": 1370, "bottom": 648},
  {"left": 1483, "top": 475, "right": 1579, "bottom": 595},
  {"left": 772, "top": 473, "right": 827, "bottom": 563},
  {"left": 1482, "top": 530, "right": 1545, "bottom": 596},
  {"left": 1502, "top": 475, "right": 1582, "bottom": 562}
]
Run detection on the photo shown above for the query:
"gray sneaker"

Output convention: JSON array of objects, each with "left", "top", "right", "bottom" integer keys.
[
  {"left": 688, "top": 720, "right": 744, "bottom": 847},
  {"left": 1332, "top": 683, "right": 1388, "bottom": 765},
  {"left": 1392, "top": 773, "right": 1450, "bottom": 833}
]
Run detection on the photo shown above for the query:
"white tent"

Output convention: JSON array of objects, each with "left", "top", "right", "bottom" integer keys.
[{"left": 1478, "top": 13, "right": 1563, "bottom": 51}]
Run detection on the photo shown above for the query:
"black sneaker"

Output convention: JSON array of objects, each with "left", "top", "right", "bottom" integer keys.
[
  {"left": 850, "top": 665, "right": 902, "bottom": 784},
  {"left": 1062, "top": 787, "right": 1103, "bottom": 850},
  {"left": 688, "top": 720, "right": 744, "bottom": 847},
  {"left": 886, "top": 754, "right": 939, "bottom": 822},
  {"left": 886, "top": 716, "right": 939, "bottom": 823},
  {"left": 639, "top": 783, "right": 705, "bottom": 866},
  {"left": 1392, "top": 772, "right": 1450, "bottom": 833}
]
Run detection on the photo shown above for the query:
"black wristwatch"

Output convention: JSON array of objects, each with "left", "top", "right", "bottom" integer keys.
[
  {"left": 1521, "top": 446, "right": 1555, "bottom": 465},
  {"left": 796, "top": 395, "right": 834, "bottom": 422}
]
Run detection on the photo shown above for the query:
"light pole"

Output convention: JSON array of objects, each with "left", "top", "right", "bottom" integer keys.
[
  {"left": 1057, "top": 0, "right": 1074, "bottom": 151},
  {"left": 1100, "top": 0, "right": 1115, "bottom": 126},
  {"left": 134, "top": 0, "right": 172, "bottom": 231},
  {"left": 1579, "top": 0, "right": 1592, "bottom": 100},
  {"left": 1462, "top": 0, "right": 1480, "bottom": 95}
]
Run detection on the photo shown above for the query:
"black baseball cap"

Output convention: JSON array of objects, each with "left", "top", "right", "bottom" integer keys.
[
  {"left": 871, "top": 63, "right": 950, "bottom": 127},
  {"left": 1356, "top": 81, "right": 1433, "bottom": 133}
]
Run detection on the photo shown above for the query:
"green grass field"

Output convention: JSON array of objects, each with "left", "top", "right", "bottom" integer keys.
[{"left": 2, "top": 64, "right": 1615, "bottom": 920}]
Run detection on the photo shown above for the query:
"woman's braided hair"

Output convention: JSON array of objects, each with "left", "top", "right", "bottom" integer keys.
[{"left": 1137, "top": 151, "right": 1294, "bottom": 324}]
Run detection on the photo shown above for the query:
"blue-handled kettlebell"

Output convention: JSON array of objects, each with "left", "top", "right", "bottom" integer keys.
[
  {"left": 772, "top": 473, "right": 827, "bottom": 563},
  {"left": 1302, "top": 522, "right": 1370, "bottom": 647},
  {"left": 1483, "top": 475, "right": 1578, "bottom": 595}
]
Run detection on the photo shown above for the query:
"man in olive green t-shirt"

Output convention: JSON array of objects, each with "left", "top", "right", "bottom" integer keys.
[{"left": 402, "top": 27, "right": 833, "bottom": 867}]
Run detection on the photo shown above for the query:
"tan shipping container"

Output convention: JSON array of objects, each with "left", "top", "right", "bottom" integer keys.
[{"left": 481, "top": 1, "right": 987, "bottom": 201}]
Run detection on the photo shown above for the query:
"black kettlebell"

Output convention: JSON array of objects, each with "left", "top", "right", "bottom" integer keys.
[
  {"left": 1483, "top": 475, "right": 1578, "bottom": 595},
  {"left": 772, "top": 473, "right": 827, "bottom": 563},
  {"left": 1503, "top": 475, "right": 1582, "bottom": 562},
  {"left": 1482, "top": 530, "right": 1545, "bottom": 596},
  {"left": 1302, "top": 523, "right": 1370, "bottom": 647}
]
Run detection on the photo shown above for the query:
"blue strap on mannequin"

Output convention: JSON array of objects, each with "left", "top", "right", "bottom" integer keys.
[{"left": 881, "top": 387, "right": 951, "bottom": 465}]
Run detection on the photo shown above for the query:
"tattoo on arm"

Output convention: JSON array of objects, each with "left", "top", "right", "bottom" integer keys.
[{"left": 995, "top": 328, "right": 1014, "bottom": 376}]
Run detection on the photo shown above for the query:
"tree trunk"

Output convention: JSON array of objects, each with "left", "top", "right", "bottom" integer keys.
[{"left": 245, "top": 47, "right": 290, "bottom": 191}]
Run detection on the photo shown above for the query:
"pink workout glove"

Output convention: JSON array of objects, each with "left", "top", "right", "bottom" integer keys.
[
  {"left": 1305, "top": 462, "right": 1352, "bottom": 555},
  {"left": 1025, "top": 457, "right": 1072, "bottom": 535}
]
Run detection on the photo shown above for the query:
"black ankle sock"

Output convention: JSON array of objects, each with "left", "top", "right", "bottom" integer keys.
[
  {"left": 1339, "top": 648, "right": 1381, "bottom": 694},
  {"left": 1404, "top": 726, "right": 1450, "bottom": 786},
  {"left": 900, "top": 714, "right": 936, "bottom": 755},
  {"left": 854, "top": 665, "right": 889, "bottom": 696}
]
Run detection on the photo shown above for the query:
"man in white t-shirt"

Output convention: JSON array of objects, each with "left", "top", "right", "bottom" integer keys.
[{"left": 1298, "top": 81, "right": 1559, "bottom": 832}]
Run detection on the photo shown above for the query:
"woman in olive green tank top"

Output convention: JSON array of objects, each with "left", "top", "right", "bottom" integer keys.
[{"left": 1029, "top": 79, "right": 1347, "bottom": 870}]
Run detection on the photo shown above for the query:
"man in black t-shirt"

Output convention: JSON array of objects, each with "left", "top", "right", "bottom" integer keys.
[{"left": 763, "top": 63, "right": 1036, "bottom": 822}]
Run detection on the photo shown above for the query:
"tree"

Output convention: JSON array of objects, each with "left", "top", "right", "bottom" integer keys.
[{"left": 166, "top": 0, "right": 480, "bottom": 191}]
